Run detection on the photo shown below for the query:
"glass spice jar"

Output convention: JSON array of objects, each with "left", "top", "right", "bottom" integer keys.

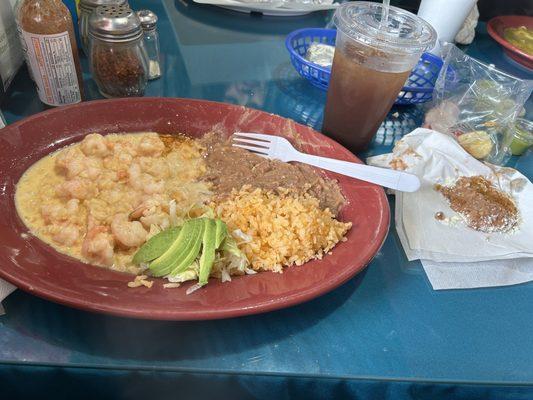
[
  {"left": 88, "top": 5, "right": 148, "bottom": 98},
  {"left": 136, "top": 10, "right": 161, "bottom": 80},
  {"left": 79, "top": 0, "right": 127, "bottom": 55}
]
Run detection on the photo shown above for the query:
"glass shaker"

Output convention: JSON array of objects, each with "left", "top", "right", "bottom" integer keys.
[
  {"left": 79, "top": 0, "right": 127, "bottom": 55},
  {"left": 88, "top": 5, "right": 148, "bottom": 98},
  {"left": 136, "top": 10, "right": 161, "bottom": 80}
]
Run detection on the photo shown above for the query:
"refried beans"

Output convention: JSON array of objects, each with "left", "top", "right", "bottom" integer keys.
[{"left": 200, "top": 133, "right": 345, "bottom": 216}]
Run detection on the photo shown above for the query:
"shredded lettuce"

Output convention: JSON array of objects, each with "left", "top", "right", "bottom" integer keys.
[
  {"left": 222, "top": 234, "right": 249, "bottom": 273},
  {"left": 166, "top": 261, "right": 199, "bottom": 283},
  {"left": 220, "top": 266, "right": 232, "bottom": 282},
  {"left": 199, "top": 206, "right": 215, "bottom": 219},
  {"left": 184, "top": 202, "right": 214, "bottom": 219},
  {"left": 232, "top": 229, "right": 252, "bottom": 244},
  {"left": 186, "top": 283, "right": 202, "bottom": 295},
  {"left": 169, "top": 200, "right": 179, "bottom": 227},
  {"left": 244, "top": 267, "right": 257, "bottom": 275},
  {"left": 223, "top": 234, "right": 247, "bottom": 259}
]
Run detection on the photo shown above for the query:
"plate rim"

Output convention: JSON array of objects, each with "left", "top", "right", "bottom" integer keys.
[{"left": 487, "top": 15, "right": 533, "bottom": 69}]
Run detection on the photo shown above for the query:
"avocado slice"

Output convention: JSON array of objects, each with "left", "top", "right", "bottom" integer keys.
[
  {"left": 199, "top": 219, "right": 217, "bottom": 286},
  {"left": 166, "top": 219, "right": 206, "bottom": 277},
  {"left": 133, "top": 226, "right": 181, "bottom": 265},
  {"left": 214, "top": 219, "right": 227, "bottom": 249},
  {"left": 149, "top": 219, "right": 204, "bottom": 277}
]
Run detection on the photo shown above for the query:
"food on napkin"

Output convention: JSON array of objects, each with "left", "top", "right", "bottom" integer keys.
[
  {"left": 434, "top": 175, "right": 519, "bottom": 233},
  {"left": 367, "top": 128, "right": 533, "bottom": 263}
]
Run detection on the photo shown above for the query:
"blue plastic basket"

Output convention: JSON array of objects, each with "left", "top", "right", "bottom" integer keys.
[
  {"left": 285, "top": 28, "right": 444, "bottom": 105},
  {"left": 396, "top": 52, "right": 444, "bottom": 105},
  {"left": 286, "top": 28, "right": 336, "bottom": 91}
]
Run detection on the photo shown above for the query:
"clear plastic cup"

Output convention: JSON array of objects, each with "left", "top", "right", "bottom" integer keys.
[{"left": 322, "top": 2, "right": 436, "bottom": 153}]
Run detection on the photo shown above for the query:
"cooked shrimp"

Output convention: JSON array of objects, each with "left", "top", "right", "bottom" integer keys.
[
  {"left": 128, "top": 163, "right": 164, "bottom": 194},
  {"left": 80, "top": 163, "right": 102, "bottom": 180},
  {"left": 129, "top": 198, "right": 170, "bottom": 229},
  {"left": 80, "top": 133, "right": 110, "bottom": 157},
  {"left": 95, "top": 170, "right": 122, "bottom": 191},
  {"left": 56, "top": 179, "right": 97, "bottom": 200},
  {"left": 138, "top": 157, "right": 170, "bottom": 179},
  {"left": 111, "top": 213, "right": 148, "bottom": 248},
  {"left": 137, "top": 134, "right": 165, "bottom": 157},
  {"left": 16, "top": 132, "right": 210, "bottom": 271},
  {"left": 51, "top": 224, "right": 80, "bottom": 246},
  {"left": 66, "top": 199, "right": 80, "bottom": 213},
  {"left": 141, "top": 212, "right": 170, "bottom": 230},
  {"left": 41, "top": 204, "right": 64, "bottom": 224},
  {"left": 129, "top": 201, "right": 155, "bottom": 220},
  {"left": 143, "top": 179, "right": 165, "bottom": 195},
  {"left": 129, "top": 195, "right": 167, "bottom": 219},
  {"left": 82, "top": 224, "right": 114, "bottom": 266},
  {"left": 107, "top": 140, "right": 138, "bottom": 157},
  {"left": 118, "top": 152, "right": 134, "bottom": 164},
  {"left": 55, "top": 147, "right": 87, "bottom": 179},
  {"left": 128, "top": 163, "right": 142, "bottom": 186},
  {"left": 41, "top": 199, "right": 80, "bottom": 224}
]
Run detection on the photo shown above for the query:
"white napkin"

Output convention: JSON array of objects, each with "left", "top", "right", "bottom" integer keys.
[
  {"left": 0, "top": 281, "right": 16, "bottom": 315},
  {"left": 368, "top": 128, "right": 533, "bottom": 290},
  {"left": 422, "top": 258, "right": 533, "bottom": 290}
]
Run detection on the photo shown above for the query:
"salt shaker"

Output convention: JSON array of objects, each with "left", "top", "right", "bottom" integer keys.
[
  {"left": 79, "top": 0, "right": 127, "bottom": 55},
  {"left": 89, "top": 5, "right": 148, "bottom": 98},
  {"left": 136, "top": 10, "right": 161, "bottom": 80}
]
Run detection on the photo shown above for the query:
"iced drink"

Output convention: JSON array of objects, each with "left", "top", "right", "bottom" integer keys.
[{"left": 322, "top": 2, "right": 436, "bottom": 153}]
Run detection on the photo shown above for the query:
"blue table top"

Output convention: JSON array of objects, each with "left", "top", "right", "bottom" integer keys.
[{"left": 1, "top": 0, "right": 533, "bottom": 392}]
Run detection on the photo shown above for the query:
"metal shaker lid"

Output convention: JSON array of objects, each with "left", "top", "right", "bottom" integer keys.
[
  {"left": 89, "top": 5, "right": 143, "bottom": 42},
  {"left": 79, "top": 0, "right": 126, "bottom": 12},
  {"left": 136, "top": 10, "right": 158, "bottom": 30}
]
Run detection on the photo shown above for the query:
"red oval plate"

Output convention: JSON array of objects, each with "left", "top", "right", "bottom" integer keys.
[
  {"left": 0, "top": 98, "right": 389, "bottom": 320},
  {"left": 487, "top": 15, "right": 533, "bottom": 70}
]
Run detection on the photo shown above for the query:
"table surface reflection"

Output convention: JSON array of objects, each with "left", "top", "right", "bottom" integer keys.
[{"left": 1, "top": 0, "right": 533, "bottom": 387}]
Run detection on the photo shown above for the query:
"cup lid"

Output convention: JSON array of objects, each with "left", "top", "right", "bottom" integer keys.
[
  {"left": 89, "top": 5, "right": 142, "bottom": 42},
  {"left": 334, "top": 1, "right": 436, "bottom": 54}
]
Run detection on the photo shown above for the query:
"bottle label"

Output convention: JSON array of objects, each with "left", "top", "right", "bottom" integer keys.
[{"left": 21, "top": 30, "right": 81, "bottom": 106}]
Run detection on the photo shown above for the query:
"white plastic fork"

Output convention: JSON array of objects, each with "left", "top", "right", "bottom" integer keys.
[{"left": 232, "top": 132, "right": 420, "bottom": 192}]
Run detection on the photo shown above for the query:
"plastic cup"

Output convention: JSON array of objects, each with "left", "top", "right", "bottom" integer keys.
[
  {"left": 510, "top": 118, "right": 533, "bottom": 156},
  {"left": 322, "top": 2, "right": 436, "bottom": 153}
]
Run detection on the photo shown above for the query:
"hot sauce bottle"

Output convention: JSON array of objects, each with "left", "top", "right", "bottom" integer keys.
[{"left": 17, "top": 0, "right": 84, "bottom": 106}]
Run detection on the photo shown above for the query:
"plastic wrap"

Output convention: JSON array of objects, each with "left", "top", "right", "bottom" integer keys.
[{"left": 424, "top": 44, "right": 533, "bottom": 165}]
